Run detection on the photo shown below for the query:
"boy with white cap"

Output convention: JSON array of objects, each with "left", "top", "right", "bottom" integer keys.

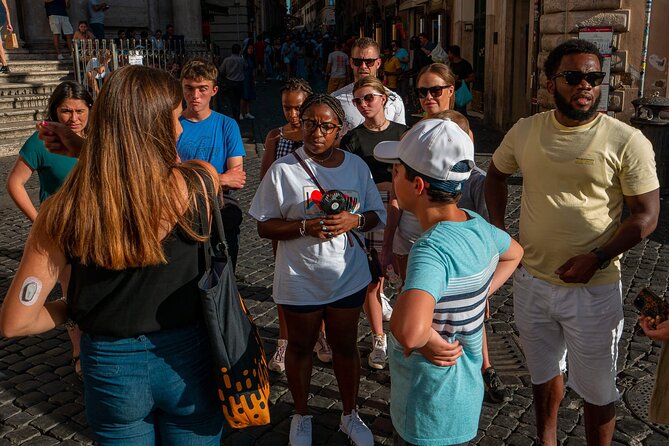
[{"left": 374, "top": 119, "right": 523, "bottom": 445}]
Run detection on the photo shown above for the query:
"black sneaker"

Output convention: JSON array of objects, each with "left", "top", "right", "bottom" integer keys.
[
  {"left": 482, "top": 367, "right": 512, "bottom": 403},
  {"left": 0, "top": 65, "right": 10, "bottom": 74}
]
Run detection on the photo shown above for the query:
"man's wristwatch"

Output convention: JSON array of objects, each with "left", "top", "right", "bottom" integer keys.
[{"left": 591, "top": 248, "right": 611, "bottom": 270}]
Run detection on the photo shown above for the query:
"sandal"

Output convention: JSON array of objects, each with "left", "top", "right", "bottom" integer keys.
[{"left": 71, "top": 356, "right": 83, "bottom": 381}]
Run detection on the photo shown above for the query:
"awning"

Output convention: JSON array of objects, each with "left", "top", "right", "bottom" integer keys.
[{"left": 398, "top": 0, "right": 427, "bottom": 11}]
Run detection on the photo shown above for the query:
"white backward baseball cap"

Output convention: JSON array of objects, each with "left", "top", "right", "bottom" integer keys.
[{"left": 374, "top": 118, "right": 475, "bottom": 190}]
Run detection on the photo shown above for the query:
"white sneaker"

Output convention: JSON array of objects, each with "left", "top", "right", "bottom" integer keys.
[
  {"left": 290, "top": 413, "right": 313, "bottom": 446},
  {"left": 339, "top": 409, "right": 373, "bottom": 446},
  {"left": 245, "top": 113, "right": 255, "bottom": 119},
  {"left": 313, "top": 331, "right": 332, "bottom": 363},
  {"left": 268, "top": 339, "right": 287, "bottom": 373},
  {"left": 380, "top": 292, "right": 393, "bottom": 321},
  {"left": 367, "top": 334, "right": 387, "bottom": 370},
  {"left": 239, "top": 114, "right": 244, "bottom": 120},
  {"left": 57, "top": 54, "right": 64, "bottom": 61}
]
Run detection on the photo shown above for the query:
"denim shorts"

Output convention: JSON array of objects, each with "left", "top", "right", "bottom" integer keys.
[
  {"left": 80, "top": 325, "right": 224, "bottom": 445},
  {"left": 281, "top": 287, "right": 367, "bottom": 313}
]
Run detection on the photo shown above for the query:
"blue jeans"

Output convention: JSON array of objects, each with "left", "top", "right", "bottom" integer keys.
[{"left": 80, "top": 325, "right": 224, "bottom": 445}]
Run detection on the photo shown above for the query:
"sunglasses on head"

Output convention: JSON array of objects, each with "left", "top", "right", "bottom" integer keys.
[
  {"left": 551, "top": 71, "right": 606, "bottom": 87},
  {"left": 416, "top": 85, "right": 451, "bottom": 99},
  {"left": 352, "top": 92, "right": 385, "bottom": 106},
  {"left": 352, "top": 58, "right": 377, "bottom": 67}
]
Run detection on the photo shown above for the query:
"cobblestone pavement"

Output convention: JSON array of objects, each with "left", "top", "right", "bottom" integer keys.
[{"left": 0, "top": 78, "right": 667, "bottom": 445}]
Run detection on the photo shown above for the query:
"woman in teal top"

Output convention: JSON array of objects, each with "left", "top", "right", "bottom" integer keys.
[
  {"left": 7, "top": 81, "right": 93, "bottom": 220},
  {"left": 6, "top": 81, "right": 93, "bottom": 379}
]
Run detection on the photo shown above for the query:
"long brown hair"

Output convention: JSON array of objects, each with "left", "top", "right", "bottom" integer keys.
[
  {"left": 416, "top": 63, "right": 456, "bottom": 110},
  {"left": 35, "top": 65, "right": 212, "bottom": 269}
]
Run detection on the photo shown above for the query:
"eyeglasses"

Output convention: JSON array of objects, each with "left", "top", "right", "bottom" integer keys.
[
  {"left": 551, "top": 71, "right": 606, "bottom": 87},
  {"left": 352, "top": 93, "right": 385, "bottom": 106},
  {"left": 416, "top": 85, "right": 451, "bottom": 99},
  {"left": 351, "top": 58, "right": 378, "bottom": 67},
  {"left": 301, "top": 119, "right": 341, "bottom": 135}
]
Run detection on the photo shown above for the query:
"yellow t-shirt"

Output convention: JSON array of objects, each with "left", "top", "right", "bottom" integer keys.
[
  {"left": 383, "top": 57, "right": 401, "bottom": 89},
  {"left": 492, "top": 111, "right": 659, "bottom": 286}
]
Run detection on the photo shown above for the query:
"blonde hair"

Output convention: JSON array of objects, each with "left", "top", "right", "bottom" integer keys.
[
  {"left": 417, "top": 63, "right": 456, "bottom": 110},
  {"left": 352, "top": 37, "right": 379, "bottom": 54},
  {"left": 431, "top": 110, "right": 470, "bottom": 133},
  {"left": 180, "top": 57, "right": 218, "bottom": 84},
  {"left": 35, "top": 66, "right": 214, "bottom": 269}
]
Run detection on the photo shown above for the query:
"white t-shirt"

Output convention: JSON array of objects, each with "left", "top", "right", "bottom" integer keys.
[
  {"left": 332, "top": 83, "right": 406, "bottom": 136},
  {"left": 249, "top": 147, "right": 387, "bottom": 305},
  {"left": 327, "top": 50, "right": 348, "bottom": 78}
]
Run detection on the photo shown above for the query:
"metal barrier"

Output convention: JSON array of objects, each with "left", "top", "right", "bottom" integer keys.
[{"left": 72, "top": 39, "right": 216, "bottom": 98}]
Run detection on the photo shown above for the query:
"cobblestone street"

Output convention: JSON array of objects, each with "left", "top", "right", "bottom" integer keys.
[{"left": 0, "top": 79, "right": 667, "bottom": 445}]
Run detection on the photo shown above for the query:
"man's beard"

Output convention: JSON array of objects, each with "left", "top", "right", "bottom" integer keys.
[{"left": 554, "top": 89, "right": 601, "bottom": 122}]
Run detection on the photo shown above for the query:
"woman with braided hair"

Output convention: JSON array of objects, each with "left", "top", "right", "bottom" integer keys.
[{"left": 250, "top": 94, "right": 385, "bottom": 446}]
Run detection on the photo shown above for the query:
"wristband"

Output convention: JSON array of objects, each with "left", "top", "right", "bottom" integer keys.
[
  {"left": 299, "top": 219, "right": 307, "bottom": 237},
  {"left": 356, "top": 213, "right": 366, "bottom": 230}
]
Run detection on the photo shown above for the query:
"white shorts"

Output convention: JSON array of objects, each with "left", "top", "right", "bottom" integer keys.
[
  {"left": 48, "top": 15, "right": 73, "bottom": 35},
  {"left": 512, "top": 266, "right": 624, "bottom": 406}
]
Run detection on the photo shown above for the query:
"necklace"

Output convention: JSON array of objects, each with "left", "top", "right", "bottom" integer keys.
[
  {"left": 365, "top": 119, "right": 388, "bottom": 131},
  {"left": 308, "top": 147, "right": 335, "bottom": 164}
]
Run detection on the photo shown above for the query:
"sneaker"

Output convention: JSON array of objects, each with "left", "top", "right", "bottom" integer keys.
[
  {"left": 245, "top": 113, "right": 255, "bottom": 119},
  {"left": 57, "top": 53, "right": 64, "bottom": 61},
  {"left": 313, "top": 331, "right": 332, "bottom": 363},
  {"left": 0, "top": 65, "right": 9, "bottom": 74},
  {"left": 289, "top": 413, "right": 313, "bottom": 446},
  {"left": 482, "top": 367, "right": 512, "bottom": 403},
  {"left": 268, "top": 339, "right": 287, "bottom": 373},
  {"left": 380, "top": 292, "right": 393, "bottom": 321},
  {"left": 339, "top": 409, "right": 373, "bottom": 446},
  {"left": 367, "top": 334, "right": 387, "bottom": 370},
  {"left": 238, "top": 114, "right": 244, "bottom": 120}
]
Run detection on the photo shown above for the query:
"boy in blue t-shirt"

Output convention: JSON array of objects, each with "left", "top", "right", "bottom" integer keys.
[
  {"left": 177, "top": 58, "right": 246, "bottom": 269},
  {"left": 374, "top": 119, "right": 523, "bottom": 445}
]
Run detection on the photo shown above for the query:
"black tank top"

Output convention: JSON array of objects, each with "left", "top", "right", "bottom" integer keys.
[{"left": 68, "top": 195, "right": 207, "bottom": 338}]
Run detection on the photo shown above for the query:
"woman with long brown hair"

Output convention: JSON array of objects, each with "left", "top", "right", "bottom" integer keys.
[{"left": 0, "top": 66, "right": 225, "bottom": 445}]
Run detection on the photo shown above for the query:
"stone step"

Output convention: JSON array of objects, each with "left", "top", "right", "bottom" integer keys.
[
  {"left": 0, "top": 121, "right": 38, "bottom": 155},
  {"left": 0, "top": 81, "right": 67, "bottom": 97},
  {"left": 5, "top": 60, "right": 72, "bottom": 72},
  {"left": 0, "top": 136, "right": 29, "bottom": 157},
  {"left": 0, "top": 70, "right": 73, "bottom": 85},
  {"left": 0, "top": 108, "right": 42, "bottom": 123},
  {"left": 0, "top": 94, "right": 51, "bottom": 110},
  {"left": 7, "top": 48, "right": 72, "bottom": 62}
]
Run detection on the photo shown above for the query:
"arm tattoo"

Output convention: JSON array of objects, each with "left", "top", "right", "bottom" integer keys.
[{"left": 19, "top": 276, "right": 42, "bottom": 307}]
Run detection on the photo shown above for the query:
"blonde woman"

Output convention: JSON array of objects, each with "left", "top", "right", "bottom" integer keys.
[
  {"left": 1, "top": 66, "right": 225, "bottom": 445},
  {"left": 0, "top": 0, "right": 13, "bottom": 73},
  {"left": 340, "top": 76, "right": 405, "bottom": 370}
]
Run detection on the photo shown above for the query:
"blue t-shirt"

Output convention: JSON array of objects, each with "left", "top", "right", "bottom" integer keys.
[
  {"left": 19, "top": 131, "right": 77, "bottom": 203},
  {"left": 394, "top": 47, "right": 409, "bottom": 71},
  {"left": 389, "top": 210, "right": 511, "bottom": 445},
  {"left": 176, "top": 111, "right": 245, "bottom": 174},
  {"left": 88, "top": 0, "right": 104, "bottom": 24}
]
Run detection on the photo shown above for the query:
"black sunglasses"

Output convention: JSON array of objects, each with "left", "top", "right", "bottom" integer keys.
[
  {"left": 352, "top": 58, "right": 377, "bottom": 67},
  {"left": 551, "top": 71, "right": 606, "bottom": 87},
  {"left": 301, "top": 119, "right": 341, "bottom": 135},
  {"left": 416, "top": 85, "right": 451, "bottom": 99}
]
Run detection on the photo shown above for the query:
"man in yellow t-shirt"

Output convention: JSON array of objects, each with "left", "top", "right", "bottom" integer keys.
[
  {"left": 485, "top": 39, "right": 660, "bottom": 446},
  {"left": 382, "top": 47, "right": 401, "bottom": 91}
]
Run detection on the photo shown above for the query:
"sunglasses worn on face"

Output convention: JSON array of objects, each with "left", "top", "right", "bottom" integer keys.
[
  {"left": 301, "top": 119, "right": 341, "bottom": 135},
  {"left": 416, "top": 85, "right": 451, "bottom": 99},
  {"left": 352, "top": 58, "right": 377, "bottom": 67},
  {"left": 352, "top": 93, "right": 385, "bottom": 106},
  {"left": 551, "top": 71, "right": 606, "bottom": 87}
]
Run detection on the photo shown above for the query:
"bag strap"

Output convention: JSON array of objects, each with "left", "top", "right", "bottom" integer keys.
[
  {"left": 293, "top": 150, "right": 325, "bottom": 194},
  {"left": 293, "top": 150, "right": 366, "bottom": 251},
  {"left": 194, "top": 169, "right": 228, "bottom": 270}
]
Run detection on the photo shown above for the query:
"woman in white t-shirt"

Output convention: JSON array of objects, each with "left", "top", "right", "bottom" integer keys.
[{"left": 250, "top": 94, "right": 385, "bottom": 446}]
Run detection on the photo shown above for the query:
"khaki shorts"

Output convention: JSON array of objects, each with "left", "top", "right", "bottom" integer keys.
[
  {"left": 513, "top": 266, "right": 624, "bottom": 405},
  {"left": 48, "top": 15, "right": 73, "bottom": 35}
]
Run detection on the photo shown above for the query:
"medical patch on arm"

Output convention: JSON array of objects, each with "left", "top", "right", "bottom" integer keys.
[{"left": 19, "top": 277, "right": 42, "bottom": 306}]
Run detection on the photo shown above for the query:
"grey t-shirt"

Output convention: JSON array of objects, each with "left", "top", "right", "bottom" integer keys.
[{"left": 88, "top": 0, "right": 104, "bottom": 24}]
